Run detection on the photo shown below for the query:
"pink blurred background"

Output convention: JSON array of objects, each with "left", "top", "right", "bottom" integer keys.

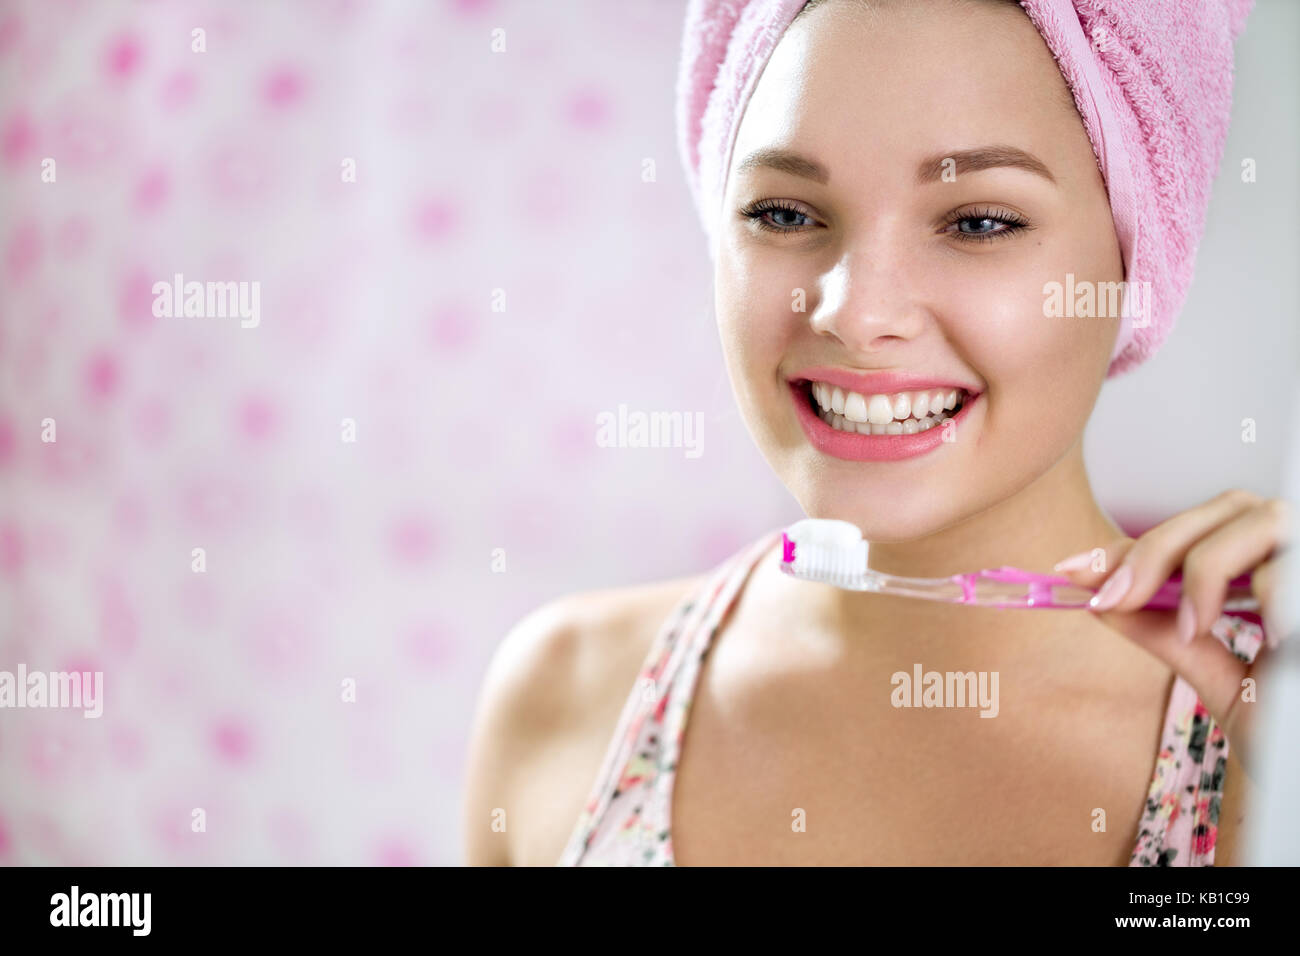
[
  {"left": 0, "top": 0, "right": 795, "bottom": 866},
  {"left": 0, "top": 0, "right": 1294, "bottom": 865}
]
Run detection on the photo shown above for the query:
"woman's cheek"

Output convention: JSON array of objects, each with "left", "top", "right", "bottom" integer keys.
[
  {"left": 718, "top": 256, "right": 802, "bottom": 383},
  {"left": 945, "top": 269, "right": 1112, "bottom": 390},
  {"left": 722, "top": 305, "right": 791, "bottom": 430}
]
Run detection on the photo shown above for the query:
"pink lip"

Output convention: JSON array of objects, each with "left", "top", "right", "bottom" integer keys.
[
  {"left": 789, "top": 366, "right": 980, "bottom": 396},
  {"left": 788, "top": 380, "right": 982, "bottom": 462}
]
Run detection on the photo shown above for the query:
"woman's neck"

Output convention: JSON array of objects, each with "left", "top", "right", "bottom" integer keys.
[{"left": 864, "top": 439, "right": 1123, "bottom": 581}]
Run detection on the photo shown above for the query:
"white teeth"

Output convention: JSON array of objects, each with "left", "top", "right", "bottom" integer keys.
[
  {"left": 843, "top": 391, "right": 868, "bottom": 423},
  {"left": 811, "top": 385, "right": 966, "bottom": 419},
  {"left": 866, "top": 394, "right": 894, "bottom": 425},
  {"left": 811, "top": 382, "right": 970, "bottom": 436}
]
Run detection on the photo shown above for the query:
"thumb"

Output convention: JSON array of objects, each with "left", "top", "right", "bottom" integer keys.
[{"left": 1051, "top": 537, "right": 1136, "bottom": 590}]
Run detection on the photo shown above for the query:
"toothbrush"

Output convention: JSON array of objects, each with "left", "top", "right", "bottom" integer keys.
[{"left": 780, "top": 518, "right": 1261, "bottom": 612}]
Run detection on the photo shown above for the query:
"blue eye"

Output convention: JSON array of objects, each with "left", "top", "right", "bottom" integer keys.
[
  {"left": 739, "top": 199, "right": 817, "bottom": 233},
  {"left": 737, "top": 200, "right": 1033, "bottom": 242},
  {"left": 942, "top": 207, "right": 1032, "bottom": 243}
]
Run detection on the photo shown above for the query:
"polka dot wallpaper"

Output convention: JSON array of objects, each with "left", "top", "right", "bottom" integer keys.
[{"left": 0, "top": 0, "right": 793, "bottom": 865}]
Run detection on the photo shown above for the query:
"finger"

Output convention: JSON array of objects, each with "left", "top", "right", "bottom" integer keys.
[
  {"left": 1052, "top": 490, "right": 1262, "bottom": 589},
  {"left": 1092, "top": 607, "right": 1251, "bottom": 726},
  {"left": 1251, "top": 554, "right": 1297, "bottom": 650},
  {"left": 1052, "top": 538, "right": 1134, "bottom": 588},
  {"left": 1180, "top": 500, "right": 1288, "bottom": 648},
  {"left": 1250, "top": 499, "right": 1294, "bottom": 648},
  {"left": 1087, "top": 489, "right": 1265, "bottom": 613}
]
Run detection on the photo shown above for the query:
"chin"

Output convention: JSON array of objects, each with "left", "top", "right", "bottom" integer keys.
[{"left": 785, "top": 473, "right": 976, "bottom": 543}]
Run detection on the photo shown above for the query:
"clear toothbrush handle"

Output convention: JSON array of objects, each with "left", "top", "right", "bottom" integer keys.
[{"left": 963, "top": 568, "right": 1261, "bottom": 611}]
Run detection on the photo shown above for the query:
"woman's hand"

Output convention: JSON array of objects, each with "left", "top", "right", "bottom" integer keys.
[{"left": 1052, "top": 489, "right": 1293, "bottom": 777}]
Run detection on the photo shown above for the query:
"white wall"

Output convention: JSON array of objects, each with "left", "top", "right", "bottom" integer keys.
[{"left": 1087, "top": 0, "right": 1299, "bottom": 525}]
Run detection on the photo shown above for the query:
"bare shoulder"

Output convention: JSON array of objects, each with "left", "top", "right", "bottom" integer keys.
[{"left": 461, "top": 571, "right": 708, "bottom": 866}]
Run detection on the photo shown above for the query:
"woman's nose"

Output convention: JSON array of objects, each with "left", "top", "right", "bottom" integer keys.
[{"left": 807, "top": 252, "right": 927, "bottom": 355}]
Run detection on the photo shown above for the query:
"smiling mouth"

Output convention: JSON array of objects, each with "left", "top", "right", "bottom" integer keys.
[{"left": 800, "top": 380, "right": 969, "bottom": 435}]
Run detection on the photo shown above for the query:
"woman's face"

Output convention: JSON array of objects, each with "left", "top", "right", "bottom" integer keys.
[{"left": 716, "top": 0, "right": 1124, "bottom": 542}]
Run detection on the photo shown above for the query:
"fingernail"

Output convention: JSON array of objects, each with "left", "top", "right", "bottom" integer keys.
[
  {"left": 1264, "top": 614, "right": 1282, "bottom": 650},
  {"left": 1176, "top": 595, "right": 1197, "bottom": 644},
  {"left": 1089, "top": 565, "right": 1132, "bottom": 611},
  {"left": 1053, "top": 551, "right": 1095, "bottom": 573}
]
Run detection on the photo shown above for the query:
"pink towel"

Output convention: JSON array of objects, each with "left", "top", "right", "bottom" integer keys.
[{"left": 675, "top": 0, "right": 1254, "bottom": 378}]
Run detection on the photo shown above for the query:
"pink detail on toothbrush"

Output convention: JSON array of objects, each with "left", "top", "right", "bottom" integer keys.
[
  {"left": 782, "top": 531, "right": 1258, "bottom": 612},
  {"left": 1028, "top": 579, "right": 1053, "bottom": 607},
  {"left": 961, "top": 566, "right": 1080, "bottom": 609}
]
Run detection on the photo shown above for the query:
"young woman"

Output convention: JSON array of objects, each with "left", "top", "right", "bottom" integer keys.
[{"left": 463, "top": 0, "right": 1289, "bottom": 866}]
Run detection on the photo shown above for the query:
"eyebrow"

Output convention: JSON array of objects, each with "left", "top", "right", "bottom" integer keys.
[
  {"left": 915, "top": 145, "right": 1056, "bottom": 185},
  {"left": 734, "top": 144, "right": 1056, "bottom": 187},
  {"left": 734, "top": 148, "right": 830, "bottom": 184}
]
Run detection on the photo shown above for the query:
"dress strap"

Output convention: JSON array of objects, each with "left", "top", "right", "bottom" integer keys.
[
  {"left": 1129, "top": 612, "right": 1263, "bottom": 866},
  {"left": 555, "top": 532, "right": 780, "bottom": 865}
]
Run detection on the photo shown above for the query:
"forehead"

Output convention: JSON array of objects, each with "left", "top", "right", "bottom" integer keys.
[{"left": 730, "top": 0, "right": 1087, "bottom": 186}]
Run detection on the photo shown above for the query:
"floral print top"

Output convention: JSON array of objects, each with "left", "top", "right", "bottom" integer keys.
[{"left": 556, "top": 530, "right": 1265, "bottom": 867}]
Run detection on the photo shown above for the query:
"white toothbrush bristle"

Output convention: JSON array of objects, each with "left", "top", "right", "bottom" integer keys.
[{"left": 783, "top": 519, "right": 869, "bottom": 589}]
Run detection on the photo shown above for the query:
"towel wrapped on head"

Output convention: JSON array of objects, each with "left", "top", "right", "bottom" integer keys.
[{"left": 674, "top": 0, "right": 1254, "bottom": 379}]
